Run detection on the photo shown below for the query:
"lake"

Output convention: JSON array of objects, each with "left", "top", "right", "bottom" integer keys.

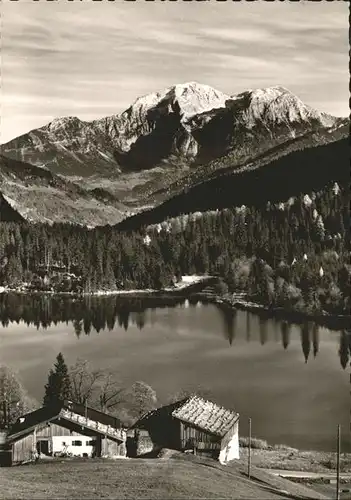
[{"left": 0, "top": 293, "right": 349, "bottom": 452}]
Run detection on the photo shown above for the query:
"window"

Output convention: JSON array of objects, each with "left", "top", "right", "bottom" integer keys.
[
  {"left": 86, "top": 440, "right": 96, "bottom": 446},
  {"left": 72, "top": 440, "right": 82, "bottom": 446}
]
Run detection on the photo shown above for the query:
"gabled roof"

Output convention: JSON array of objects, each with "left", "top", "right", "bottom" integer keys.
[
  {"left": 8, "top": 404, "right": 62, "bottom": 438},
  {"left": 171, "top": 396, "right": 239, "bottom": 437},
  {"left": 130, "top": 399, "right": 185, "bottom": 430},
  {"left": 8, "top": 400, "right": 122, "bottom": 441},
  {"left": 132, "top": 395, "right": 239, "bottom": 438}
]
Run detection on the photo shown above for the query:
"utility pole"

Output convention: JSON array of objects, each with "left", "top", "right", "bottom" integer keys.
[
  {"left": 85, "top": 398, "right": 88, "bottom": 422},
  {"left": 336, "top": 424, "right": 341, "bottom": 500},
  {"left": 248, "top": 417, "right": 252, "bottom": 479}
]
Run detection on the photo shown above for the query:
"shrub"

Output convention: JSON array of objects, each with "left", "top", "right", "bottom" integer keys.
[
  {"left": 239, "top": 437, "right": 269, "bottom": 449},
  {"left": 272, "top": 444, "right": 298, "bottom": 452}
]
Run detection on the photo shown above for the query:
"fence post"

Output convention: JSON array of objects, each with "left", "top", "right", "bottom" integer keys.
[
  {"left": 336, "top": 424, "right": 341, "bottom": 500},
  {"left": 248, "top": 418, "right": 252, "bottom": 479}
]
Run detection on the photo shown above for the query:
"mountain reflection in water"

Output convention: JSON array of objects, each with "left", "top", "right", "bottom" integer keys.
[{"left": 0, "top": 293, "right": 349, "bottom": 370}]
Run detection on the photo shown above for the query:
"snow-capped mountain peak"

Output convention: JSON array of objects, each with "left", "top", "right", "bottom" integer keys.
[
  {"left": 102, "top": 81, "right": 229, "bottom": 153},
  {"left": 128, "top": 81, "right": 229, "bottom": 120},
  {"left": 231, "top": 85, "right": 336, "bottom": 128},
  {"left": 169, "top": 81, "right": 229, "bottom": 119},
  {"left": 2, "top": 81, "right": 344, "bottom": 181}
]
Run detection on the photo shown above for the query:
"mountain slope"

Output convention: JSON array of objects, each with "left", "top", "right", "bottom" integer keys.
[
  {"left": 144, "top": 120, "right": 349, "bottom": 205},
  {"left": 0, "top": 155, "right": 128, "bottom": 226},
  {"left": 1, "top": 83, "right": 344, "bottom": 214},
  {"left": 0, "top": 192, "right": 24, "bottom": 222},
  {"left": 1, "top": 117, "right": 118, "bottom": 178},
  {"left": 115, "top": 133, "right": 349, "bottom": 231}
]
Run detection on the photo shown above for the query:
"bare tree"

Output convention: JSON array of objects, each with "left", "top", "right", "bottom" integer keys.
[
  {"left": 69, "top": 359, "right": 104, "bottom": 404},
  {"left": 69, "top": 359, "right": 124, "bottom": 413},
  {"left": 0, "top": 365, "right": 37, "bottom": 428},
  {"left": 96, "top": 371, "right": 124, "bottom": 413},
  {"left": 68, "top": 359, "right": 157, "bottom": 423}
]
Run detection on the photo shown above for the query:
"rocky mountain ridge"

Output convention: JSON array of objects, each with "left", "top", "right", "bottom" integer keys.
[
  {"left": 2, "top": 82, "right": 342, "bottom": 174},
  {"left": 0, "top": 81, "right": 347, "bottom": 225}
]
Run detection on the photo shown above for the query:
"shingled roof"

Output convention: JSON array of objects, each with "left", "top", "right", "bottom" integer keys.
[{"left": 171, "top": 396, "right": 239, "bottom": 437}]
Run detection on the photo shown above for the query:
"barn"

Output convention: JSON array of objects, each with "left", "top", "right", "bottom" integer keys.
[
  {"left": 131, "top": 395, "right": 239, "bottom": 464},
  {"left": 6, "top": 400, "right": 126, "bottom": 465}
]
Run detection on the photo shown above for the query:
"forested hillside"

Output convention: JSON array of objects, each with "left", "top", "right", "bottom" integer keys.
[
  {"left": 0, "top": 178, "right": 349, "bottom": 317},
  {"left": 116, "top": 135, "right": 348, "bottom": 231}
]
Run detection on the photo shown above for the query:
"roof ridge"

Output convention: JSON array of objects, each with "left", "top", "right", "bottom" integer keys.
[{"left": 188, "top": 394, "right": 237, "bottom": 415}]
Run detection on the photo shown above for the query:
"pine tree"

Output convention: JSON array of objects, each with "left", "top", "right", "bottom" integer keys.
[
  {"left": 43, "top": 352, "right": 71, "bottom": 406},
  {"left": 4, "top": 253, "right": 23, "bottom": 285}
]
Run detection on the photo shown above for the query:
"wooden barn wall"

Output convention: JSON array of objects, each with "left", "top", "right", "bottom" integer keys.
[
  {"left": 36, "top": 423, "right": 81, "bottom": 437},
  {"left": 180, "top": 422, "right": 220, "bottom": 449},
  {"left": 145, "top": 416, "right": 181, "bottom": 450},
  {"left": 12, "top": 425, "right": 126, "bottom": 462},
  {"left": 101, "top": 437, "right": 125, "bottom": 457},
  {"left": 12, "top": 434, "right": 33, "bottom": 463}
]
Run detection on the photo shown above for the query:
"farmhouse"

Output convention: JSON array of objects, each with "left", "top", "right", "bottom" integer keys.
[
  {"left": 6, "top": 400, "right": 126, "bottom": 464},
  {"left": 131, "top": 395, "right": 239, "bottom": 464}
]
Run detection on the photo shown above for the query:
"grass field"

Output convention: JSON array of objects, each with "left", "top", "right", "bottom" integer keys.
[
  {"left": 0, "top": 455, "right": 327, "bottom": 499},
  {"left": 238, "top": 444, "right": 351, "bottom": 473}
]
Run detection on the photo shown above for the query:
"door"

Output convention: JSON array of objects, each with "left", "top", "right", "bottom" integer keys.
[
  {"left": 94, "top": 436, "right": 102, "bottom": 458},
  {"left": 37, "top": 440, "right": 49, "bottom": 456}
]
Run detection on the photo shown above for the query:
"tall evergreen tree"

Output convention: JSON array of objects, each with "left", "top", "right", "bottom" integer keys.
[{"left": 43, "top": 352, "right": 71, "bottom": 406}]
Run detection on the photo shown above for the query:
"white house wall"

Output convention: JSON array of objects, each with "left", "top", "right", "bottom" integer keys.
[
  {"left": 219, "top": 420, "right": 239, "bottom": 464},
  {"left": 52, "top": 434, "right": 95, "bottom": 457}
]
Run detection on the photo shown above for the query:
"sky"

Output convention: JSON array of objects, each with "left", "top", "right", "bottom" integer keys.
[{"left": 1, "top": 0, "right": 349, "bottom": 143}]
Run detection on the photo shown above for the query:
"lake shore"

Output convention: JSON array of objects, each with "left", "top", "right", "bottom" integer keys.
[
  {"left": 0, "top": 275, "right": 217, "bottom": 299},
  {"left": 0, "top": 274, "right": 349, "bottom": 330},
  {"left": 191, "top": 290, "right": 351, "bottom": 331}
]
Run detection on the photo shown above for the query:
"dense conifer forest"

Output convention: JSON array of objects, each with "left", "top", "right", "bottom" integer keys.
[{"left": 0, "top": 180, "right": 349, "bottom": 316}]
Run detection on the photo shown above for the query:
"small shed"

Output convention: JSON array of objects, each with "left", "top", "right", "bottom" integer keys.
[{"left": 132, "top": 396, "right": 239, "bottom": 464}]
